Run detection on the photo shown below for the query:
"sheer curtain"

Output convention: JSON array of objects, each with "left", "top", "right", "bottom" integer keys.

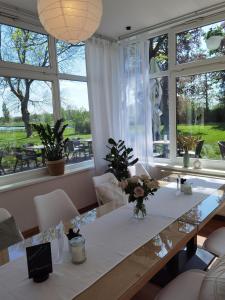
[
  {"left": 86, "top": 37, "right": 121, "bottom": 174},
  {"left": 120, "top": 39, "right": 153, "bottom": 164}
]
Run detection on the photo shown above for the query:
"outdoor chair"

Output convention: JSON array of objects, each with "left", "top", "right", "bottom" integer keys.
[
  {"left": 194, "top": 140, "right": 204, "bottom": 158},
  {"left": 218, "top": 141, "right": 225, "bottom": 160},
  {"left": 0, "top": 150, "right": 5, "bottom": 175},
  {"left": 13, "top": 147, "right": 38, "bottom": 172},
  {"left": 64, "top": 140, "right": 81, "bottom": 161}
]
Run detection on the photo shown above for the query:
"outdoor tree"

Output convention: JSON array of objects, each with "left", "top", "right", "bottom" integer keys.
[
  {"left": 0, "top": 24, "right": 84, "bottom": 137},
  {"left": 2, "top": 102, "right": 10, "bottom": 122}
]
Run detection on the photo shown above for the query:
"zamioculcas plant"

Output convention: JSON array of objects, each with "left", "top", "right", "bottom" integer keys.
[
  {"left": 32, "top": 119, "right": 68, "bottom": 161},
  {"left": 104, "top": 138, "right": 138, "bottom": 181},
  {"left": 32, "top": 119, "right": 68, "bottom": 175}
]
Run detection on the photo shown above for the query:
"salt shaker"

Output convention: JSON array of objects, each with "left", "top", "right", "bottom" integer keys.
[{"left": 70, "top": 236, "right": 86, "bottom": 264}]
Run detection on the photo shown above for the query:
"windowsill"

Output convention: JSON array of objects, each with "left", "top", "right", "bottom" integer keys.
[
  {"left": 156, "top": 162, "right": 225, "bottom": 178},
  {"left": 0, "top": 160, "right": 95, "bottom": 193}
]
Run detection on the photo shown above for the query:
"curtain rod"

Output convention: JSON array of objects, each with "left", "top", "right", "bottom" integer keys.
[{"left": 119, "top": 2, "right": 225, "bottom": 40}]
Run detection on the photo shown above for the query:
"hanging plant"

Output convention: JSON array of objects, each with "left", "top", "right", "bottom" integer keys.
[{"left": 204, "top": 26, "right": 224, "bottom": 51}]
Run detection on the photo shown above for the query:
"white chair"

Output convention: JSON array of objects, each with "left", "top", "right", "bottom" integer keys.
[
  {"left": 128, "top": 162, "right": 150, "bottom": 177},
  {"left": 203, "top": 227, "right": 225, "bottom": 257},
  {"left": 93, "top": 173, "right": 126, "bottom": 205},
  {"left": 0, "top": 208, "right": 23, "bottom": 250},
  {"left": 155, "top": 270, "right": 206, "bottom": 300},
  {"left": 34, "top": 189, "right": 79, "bottom": 232}
]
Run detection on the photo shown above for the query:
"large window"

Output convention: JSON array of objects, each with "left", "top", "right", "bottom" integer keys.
[
  {"left": 175, "top": 19, "right": 225, "bottom": 164},
  {"left": 177, "top": 71, "right": 225, "bottom": 160},
  {"left": 0, "top": 21, "right": 90, "bottom": 176}
]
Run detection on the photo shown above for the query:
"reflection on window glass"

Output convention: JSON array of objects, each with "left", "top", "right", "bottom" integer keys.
[
  {"left": 176, "top": 71, "right": 225, "bottom": 160},
  {"left": 57, "top": 41, "right": 86, "bottom": 76},
  {"left": 59, "top": 80, "right": 92, "bottom": 163},
  {"left": 177, "top": 21, "right": 225, "bottom": 64},
  {"left": 0, "top": 24, "right": 49, "bottom": 67},
  {"left": 149, "top": 34, "right": 168, "bottom": 74},
  {"left": 151, "top": 76, "right": 169, "bottom": 158},
  {"left": 0, "top": 77, "right": 53, "bottom": 174}
]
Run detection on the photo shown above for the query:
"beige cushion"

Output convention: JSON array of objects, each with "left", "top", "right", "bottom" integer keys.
[
  {"left": 199, "top": 257, "right": 225, "bottom": 300},
  {"left": 203, "top": 227, "right": 225, "bottom": 257},
  {"left": 155, "top": 270, "right": 206, "bottom": 300},
  {"left": 96, "top": 182, "right": 127, "bottom": 204}
]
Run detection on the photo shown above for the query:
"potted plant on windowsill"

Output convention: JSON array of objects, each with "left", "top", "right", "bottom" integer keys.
[
  {"left": 204, "top": 26, "right": 224, "bottom": 51},
  {"left": 32, "top": 119, "right": 68, "bottom": 176},
  {"left": 177, "top": 135, "right": 199, "bottom": 168}
]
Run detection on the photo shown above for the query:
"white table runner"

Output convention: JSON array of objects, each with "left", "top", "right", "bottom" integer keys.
[
  {"left": 148, "top": 175, "right": 224, "bottom": 219},
  {"left": 0, "top": 175, "right": 224, "bottom": 300}
]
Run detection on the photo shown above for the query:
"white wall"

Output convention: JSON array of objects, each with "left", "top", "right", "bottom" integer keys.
[{"left": 0, "top": 169, "right": 96, "bottom": 232}]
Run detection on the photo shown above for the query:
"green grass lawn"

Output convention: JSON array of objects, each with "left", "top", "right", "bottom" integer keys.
[{"left": 177, "top": 123, "right": 225, "bottom": 159}]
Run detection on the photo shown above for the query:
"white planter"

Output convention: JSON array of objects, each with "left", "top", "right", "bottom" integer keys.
[{"left": 205, "top": 35, "right": 223, "bottom": 51}]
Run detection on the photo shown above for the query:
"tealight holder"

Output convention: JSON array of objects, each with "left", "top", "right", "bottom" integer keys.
[{"left": 70, "top": 236, "right": 86, "bottom": 264}]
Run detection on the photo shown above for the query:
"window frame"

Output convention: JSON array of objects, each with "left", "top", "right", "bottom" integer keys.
[
  {"left": 0, "top": 13, "right": 90, "bottom": 181},
  {"left": 146, "top": 12, "right": 225, "bottom": 169}
]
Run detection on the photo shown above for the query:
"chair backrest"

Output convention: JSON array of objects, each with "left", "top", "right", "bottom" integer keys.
[
  {"left": 0, "top": 208, "right": 23, "bottom": 249},
  {"left": 34, "top": 189, "right": 79, "bottom": 232},
  {"left": 93, "top": 173, "right": 119, "bottom": 205},
  {"left": 195, "top": 140, "right": 204, "bottom": 158},
  {"left": 0, "top": 208, "right": 11, "bottom": 222},
  {"left": 218, "top": 141, "right": 225, "bottom": 160},
  {"left": 128, "top": 163, "right": 150, "bottom": 177}
]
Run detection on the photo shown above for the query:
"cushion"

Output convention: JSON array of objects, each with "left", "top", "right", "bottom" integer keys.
[
  {"left": 155, "top": 270, "right": 206, "bottom": 300},
  {"left": 96, "top": 182, "right": 127, "bottom": 204},
  {"left": 203, "top": 227, "right": 225, "bottom": 257},
  {"left": 199, "top": 256, "right": 225, "bottom": 300},
  {"left": 0, "top": 216, "right": 23, "bottom": 251}
]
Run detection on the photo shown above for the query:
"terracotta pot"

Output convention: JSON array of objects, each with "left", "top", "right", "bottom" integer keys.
[{"left": 46, "top": 159, "right": 65, "bottom": 176}]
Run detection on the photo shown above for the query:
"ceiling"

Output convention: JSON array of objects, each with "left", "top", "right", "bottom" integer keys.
[{"left": 2, "top": 0, "right": 225, "bottom": 38}]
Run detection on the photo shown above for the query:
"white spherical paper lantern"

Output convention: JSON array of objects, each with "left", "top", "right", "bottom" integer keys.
[{"left": 37, "top": 0, "right": 103, "bottom": 43}]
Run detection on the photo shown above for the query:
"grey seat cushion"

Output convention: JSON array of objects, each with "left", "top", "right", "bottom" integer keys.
[
  {"left": 203, "top": 227, "right": 225, "bottom": 257},
  {"left": 0, "top": 216, "right": 23, "bottom": 250},
  {"left": 155, "top": 270, "right": 206, "bottom": 300}
]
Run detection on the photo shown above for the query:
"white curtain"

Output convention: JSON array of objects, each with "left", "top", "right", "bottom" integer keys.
[
  {"left": 86, "top": 37, "right": 121, "bottom": 174},
  {"left": 119, "top": 39, "right": 153, "bottom": 164}
]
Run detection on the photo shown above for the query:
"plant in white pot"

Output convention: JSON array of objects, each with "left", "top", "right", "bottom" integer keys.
[
  {"left": 204, "top": 26, "right": 224, "bottom": 51},
  {"left": 32, "top": 119, "right": 68, "bottom": 176}
]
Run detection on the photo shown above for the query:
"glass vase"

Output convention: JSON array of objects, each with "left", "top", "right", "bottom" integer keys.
[
  {"left": 183, "top": 151, "right": 190, "bottom": 168},
  {"left": 133, "top": 200, "right": 146, "bottom": 219}
]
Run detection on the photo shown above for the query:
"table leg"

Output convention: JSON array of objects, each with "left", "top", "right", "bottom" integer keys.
[{"left": 186, "top": 235, "right": 197, "bottom": 258}]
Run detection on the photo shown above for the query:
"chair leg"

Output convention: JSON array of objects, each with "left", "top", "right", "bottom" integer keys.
[{"left": 14, "top": 159, "right": 18, "bottom": 172}]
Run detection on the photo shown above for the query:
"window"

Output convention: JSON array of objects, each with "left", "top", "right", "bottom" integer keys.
[
  {"left": 0, "top": 77, "right": 53, "bottom": 173},
  {"left": 177, "top": 21, "right": 225, "bottom": 64},
  {"left": 56, "top": 41, "right": 86, "bottom": 76},
  {"left": 60, "top": 80, "right": 91, "bottom": 137},
  {"left": 0, "top": 24, "right": 49, "bottom": 67},
  {"left": 149, "top": 34, "right": 169, "bottom": 159},
  {"left": 151, "top": 77, "right": 169, "bottom": 158},
  {"left": 149, "top": 34, "right": 168, "bottom": 73},
  {"left": 176, "top": 71, "right": 225, "bottom": 160},
  {"left": 0, "top": 21, "right": 90, "bottom": 177}
]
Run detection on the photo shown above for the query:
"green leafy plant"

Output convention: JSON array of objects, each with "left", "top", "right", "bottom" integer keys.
[
  {"left": 32, "top": 119, "right": 68, "bottom": 161},
  {"left": 104, "top": 138, "right": 138, "bottom": 181},
  {"left": 204, "top": 26, "right": 224, "bottom": 40}
]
